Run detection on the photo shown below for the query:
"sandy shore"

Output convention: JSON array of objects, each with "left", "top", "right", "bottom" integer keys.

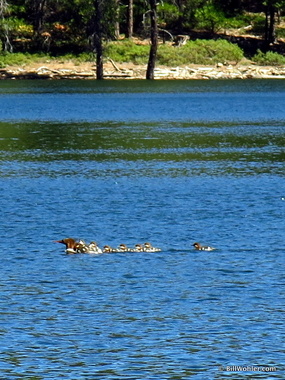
[{"left": 1, "top": 60, "right": 285, "bottom": 79}]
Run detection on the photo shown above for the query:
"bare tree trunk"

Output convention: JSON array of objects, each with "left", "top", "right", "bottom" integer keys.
[
  {"left": 127, "top": 0, "right": 133, "bottom": 39},
  {"left": 146, "top": 0, "right": 158, "bottom": 80},
  {"left": 93, "top": 0, "right": 104, "bottom": 80},
  {"left": 0, "top": 0, "right": 12, "bottom": 52}
]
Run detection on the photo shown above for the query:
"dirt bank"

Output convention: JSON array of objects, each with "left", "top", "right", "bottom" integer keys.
[{"left": 1, "top": 60, "right": 285, "bottom": 79}]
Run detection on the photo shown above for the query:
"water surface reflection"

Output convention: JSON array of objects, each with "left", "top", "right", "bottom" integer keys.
[{"left": 0, "top": 80, "right": 284, "bottom": 379}]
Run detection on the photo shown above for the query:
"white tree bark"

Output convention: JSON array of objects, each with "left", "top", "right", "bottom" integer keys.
[{"left": 0, "top": 0, "right": 12, "bottom": 52}]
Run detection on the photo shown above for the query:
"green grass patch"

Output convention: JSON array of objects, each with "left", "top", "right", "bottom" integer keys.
[
  {"left": 0, "top": 52, "right": 43, "bottom": 68},
  {"left": 0, "top": 52, "right": 95, "bottom": 68}
]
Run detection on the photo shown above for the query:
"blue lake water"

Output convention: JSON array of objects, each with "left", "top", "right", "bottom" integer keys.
[{"left": 0, "top": 79, "right": 284, "bottom": 379}]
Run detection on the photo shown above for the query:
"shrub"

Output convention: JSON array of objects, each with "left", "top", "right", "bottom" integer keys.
[
  {"left": 104, "top": 40, "right": 149, "bottom": 64},
  {"left": 157, "top": 39, "right": 244, "bottom": 66},
  {"left": 252, "top": 50, "right": 285, "bottom": 66},
  {"left": 0, "top": 39, "right": 245, "bottom": 68},
  {"left": 105, "top": 38, "right": 244, "bottom": 66}
]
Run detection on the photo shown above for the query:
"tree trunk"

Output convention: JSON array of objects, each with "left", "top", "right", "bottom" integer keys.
[
  {"left": 127, "top": 0, "right": 133, "bottom": 39},
  {"left": 114, "top": 0, "right": 120, "bottom": 39},
  {"left": 269, "top": 5, "right": 275, "bottom": 43},
  {"left": 30, "top": 0, "right": 46, "bottom": 35},
  {"left": 177, "top": 0, "right": 185, "bottom": 33},
  {"left": 146, "top": 0, "right": 158, "bottom": 80},
  {"left": 264, "top": 3, "right": 276, "bottom": 49},
  {"left": 93, "top": 0, "right": 104, "bottom": 80},
  {"left": 0, "top": 0, "right": 12, "bottom": 52}
]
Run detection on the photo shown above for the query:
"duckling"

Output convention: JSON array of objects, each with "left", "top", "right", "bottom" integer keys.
[
  {"left": 117, "top": 244, "right": 129, "bottom": 252},
  {"left": 75, "top": 240, "right": 89, "bottom": 253},
  {"left": 134, "top": 244, "right": 144, "bottom": 252},
  {"left": 103, "top": 245, "right": 115, "bottom": 253},
  {"left": 88, "top": 241, "right": 103, "bottom": 254},
  {"left": 144, "top": 242, "right": 161, "bottom": 252}
]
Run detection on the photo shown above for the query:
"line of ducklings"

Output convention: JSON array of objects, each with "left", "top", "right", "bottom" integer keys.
[{"left": 55, "top": 238, "right": 161, "bottom": 254}]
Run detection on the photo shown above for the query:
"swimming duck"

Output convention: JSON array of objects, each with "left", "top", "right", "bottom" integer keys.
[
  {"left": 144, "top": 242, "right": 161, "bottom": 252},
  {"left": 193, "top": 242, "right": 216, "bottom": 251},
  {"left": 55, "top": 238, "right": 102, "bottom": 254},
  {"left": 55, "top": 238, "right": 81, "bottom": 254}
]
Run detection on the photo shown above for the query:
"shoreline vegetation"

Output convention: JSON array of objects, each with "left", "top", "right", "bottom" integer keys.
[
  {"left": 2, "top": 33, "right": 285, "bottom": 80},
  {"left": 2, "top": 60, "right": 285, "bottom": 80},
  {"left": 2, "top": 34, "right": 285, "bottom": 80},
  {"left": 3, "top": 3, "right": 285, "bottom": 80}
]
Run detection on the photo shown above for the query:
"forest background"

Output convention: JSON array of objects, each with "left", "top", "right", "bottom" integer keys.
[{"left": 1, "top": 0, "right": 285, "bottom": 78}]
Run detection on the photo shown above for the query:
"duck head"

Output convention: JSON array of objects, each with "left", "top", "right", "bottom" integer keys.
[
  {"left": 193, "top": 242, "right": 201, "bottom": 250},
  {"left": 55, "top": 238, "right": 77, "bottom": 249}
]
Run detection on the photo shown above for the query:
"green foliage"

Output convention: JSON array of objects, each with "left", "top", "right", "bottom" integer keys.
[
  {"left": 214, "top": 0, "right": 243, "bottom": 17},
  {"left": 0, "top": 52, "right": 46, "bottom": 68},
  {"left": 195, "top": 3, "right": 226, "bottom": 33},
  {"left": 1, "top": 17, "right": 33, "bottom": 39},
  {"left": 104, "top": 38, "right": 244, "bottom": 66},
  {"left": 2, "top": 1, "right": 285, "bottom": 65},
  {"left": 157, "top": 2, "right": 180, "bottom": 28},
  {"left": 276, "top": 27, "right": 285, "bottom": 39},
  {"left": 212, "top": 11, "right": 266, "bottom": 35},
  {"left": 104, "top": 38, "right": 244, "bottom": 67},
  {"left": 157, "top": 39, "right": 244, "bottom": 65},
  {"left": 72, "top": 52, "right": 95, "bottom": 63},
  {"left": 104, "top": 40, "right": 149, "bottom": 64},
  {"left": 252, "top": 49, "right": 285, "bottom": 65},
  {"left": 0, "top": 51, "right": 95, "bottom": 68},
  {"left": 221, "top": 17, "right": 246, "bottom": 30},
  {"left": 250, "top": 14, "right": 266, "bottom": 35}
]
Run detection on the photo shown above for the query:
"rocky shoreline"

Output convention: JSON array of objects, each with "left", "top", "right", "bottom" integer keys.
[{"left": 1, "top": 62, "right": 285, "bottom": 80}]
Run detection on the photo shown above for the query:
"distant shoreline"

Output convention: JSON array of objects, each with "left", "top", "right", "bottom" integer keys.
[{"left": 1, "top": 61, "right": 285, "bottom": 80}]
